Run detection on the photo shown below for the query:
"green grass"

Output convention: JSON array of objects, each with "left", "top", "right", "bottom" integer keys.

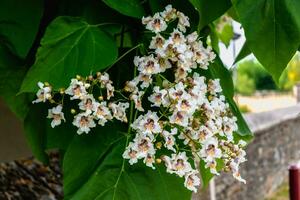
[{"left": 266, "top": 182, "right": 289, "bottom": 200}]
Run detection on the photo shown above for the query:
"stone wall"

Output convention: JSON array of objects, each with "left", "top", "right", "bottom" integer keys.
[{"left": 193, "top": 104, "right": 300, "bottom": 200}]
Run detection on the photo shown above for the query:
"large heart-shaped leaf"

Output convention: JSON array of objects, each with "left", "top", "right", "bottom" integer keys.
[
  {"left": 0, "top": 0, "right": 43, "bottom": 58},
  {"left": 63, "top": 126, "right": 191, "bottom": 200},
  {"left": 63, "top": 122, "right": 125, "bottom": 197},
  {"left": 233, "top": 0, "right": 300, "bottom": 81},
  {"left": 233, "top": 42, "right": 251, "bottom": 65},
  {"left": 103, "top": 0, "right": 145, "bottom": 18},
  {"left": 20, "top": 16, "right": 118, "bottom": 93},
  {"left": 189, "top": 0, "right": 232, "bottom": 30}
]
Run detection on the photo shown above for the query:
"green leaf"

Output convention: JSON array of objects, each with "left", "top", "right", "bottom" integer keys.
[
  {"left": 217, "top": 22, "right": 234, "bottom": 47},
  {"left": 0, "top": 45, "right": 30, "bottom": 119},
  {"left": 199, "top": 159, "right": 223, "bottom": 187},
  {"left": 23, "top": 104, "right": 48, "bottom": 163},
  {"left": 227, "top": 7, "right": 239, "bottom": 22},
  {"left": 189, "top": 0, "right": 232, "bottom": 30},
  {"left": 63, "top": 122, "right": 125, "bottom": 197},
  {"left": 233, "top": 0, "right": 300, "bottom": 81},
  {"left": 209, "top": 25, "right": 220, "bottom": 53},
  {"left": 103, "top": 0, "right": 145, "bottom": 18},
  {"left": 64, "top": 127, "right": 191, "bottom": 200},
  {"left": 233, "top": 42, "right": 251, "bottom": 65},
  {"left": 69, "top": 140, "right": 191, "bottom": 200},
  {"left": 209, "top": 56, "right": 252, "bottom": 136},
  {"left": 20, "top": 16, "right": 118, "bottom": 93},
  {"left": 0, "top": 0, "right": 43, "bottom": 58}
]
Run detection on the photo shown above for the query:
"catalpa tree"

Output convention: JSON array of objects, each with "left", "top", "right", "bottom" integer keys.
[{"left": 0, "top": 0, "right": 299, "bottom": 200}]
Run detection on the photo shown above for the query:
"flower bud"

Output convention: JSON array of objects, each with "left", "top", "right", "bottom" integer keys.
[
  {"left": 59, "top": 88, "right": 65, "bottom": 94},
  {"left": 155, "top": 158, "right": 162, "bottom": 164},
  {"left": 88, "top": 75, "right": 93, "bottom": 81},
  {"left": 155, "top": 142, "right": 162, "bottom": 149},
  {"left": 98, "top": 96, "right": 104, "bottom": 101},
  {"left": 76, "top": 75, "right": 81, "bottom": 80},
  {"left": 70, "top": 109, "right": 76, "bottom": 114}
]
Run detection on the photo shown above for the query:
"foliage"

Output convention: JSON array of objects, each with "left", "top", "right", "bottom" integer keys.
[
  {"left": 0, "top": 0, "right": 299, "bottom": 199},
  {"left": 279, "top": 53, "right": 300, "bottom": 90},
  {"left": 238, "top": 104, "right": 251, "bottom": 113},
  {"left": 235, "top": 59, "right": 277, "bottom": 95}
]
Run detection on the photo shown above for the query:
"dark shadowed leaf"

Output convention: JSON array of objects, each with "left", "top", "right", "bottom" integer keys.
[
  {"left": 189, "top": 0, "right": 232, "bottom": 30},
  {"left": 0, "top": 0, "right": 43, "bottom": 58},
  {"left": 20, "top": 16, "right": 118, "bottom": 93},
  {"left": 233, "top": 42, "right": 251, "bottom": 65},
  {"left": 103, "top": 0, "right": 145, "bottom": 18},
  {"left": 23, "top": 104, "right": 48, "bottom": 163},
  {"left": 233, "top": 0, "right": 300, "bottom": 81},
  {"left": 0, "top": 45, "right": 30, "bottom": 119}
]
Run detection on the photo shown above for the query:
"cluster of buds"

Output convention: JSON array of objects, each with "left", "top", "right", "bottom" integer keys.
[
  {"left": 32, "top": 73, "right": 129, "bottom": 134},
  {"left": 32, "top": 5, "right": 247, "bottom": 193}
]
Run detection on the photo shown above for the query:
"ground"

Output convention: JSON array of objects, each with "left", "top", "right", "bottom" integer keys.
[{"left": 265, "top": 182, "right": 289, "bottom": 200}]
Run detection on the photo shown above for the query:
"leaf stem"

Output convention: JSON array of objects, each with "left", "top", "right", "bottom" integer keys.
[{"left": 104, "top": 44, "right": 142, "bottom": 72}]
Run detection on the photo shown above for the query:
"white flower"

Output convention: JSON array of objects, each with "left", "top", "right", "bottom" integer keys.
[
  {"left": 47, "top": 105, "right": 65, "bottom": 128},
  {"left": 184, "top": 170, "right": 201, "bottom": 192},
  {"left": 123, "top": 142, "right": 139, "bottom": 165},
  {"left": 205, "top": 160, "right": 220, "bottom": 175},
  {"left": 131, "top": 111, "right": 161, "bottom": 135},
  {"left": 148, "top": 86, "right": 169, "bottom": 107},
  {"left": 194, "top": 126, "right": 213, "bottom": 143},
  {"left": 233, "top": 171, "right": 246, "bottom": 184},
  {"left": 199, "top": 137, "right": 222, "bottom": 162},
  {"left": 93, "top": 101, "right": 112, "bottom": 126},
  {"left": 32, "top": 82, "right": 52, "bottom": 103},
  {"left": 160, "top": 5, "right": 177, "bottom": 22},
  {"left": 138, "top": 74, "right": 153, "bottom": 89},
  {"left": 177, "top": 11, "right": 190, "bottom": 32},
  {"left": 149, "top": 34, "right": 165, "bottom": 49},
  {"left": 65, "top": 79, "right": 89, "bottom": 100},
  {"left": 230, "top": 161, "right": 246, "bottom": 183},
  {"left": 133, "top": 134, "right": 155, "bottom": 158},
  {"left": 130, "top": 91, "right": 144, "bottom": 112},
  {"left": 166, "top": 152, "right": 192, "bottom": 177},
  {"left": 238, "top": 140, "right": 247, "bottom": 147},
  {"left": 143, "top": 13, "right": 167, "bottom": 33},
  {"left": 168, "top": 82, "right": 187, "bottom": 100},
  {"left": 169, "top": 110, "right": 190, "bottom": 127},
  {"left": 78, "top": 94, "right": 97, "bottom": 114},
  {"left": 162, "top": 128, "right": 177, "bottom": 152},
  {"left": 98, "top": 72, "right": 111, "bottom": 87},
  {"left": 144, "top": 154, "right": 156, "bottom": 169},
  {"left": 109, "top": 102, "right": 129, "bottom": 122},
  {"left": 136, "top": 55, "right": 161, "bottom": 75},
  {"left": 72, "top": 112, "right": 96, "bottom": 134},
  {"left": 175, "top": 97, "right": 197, "bottom": 114},
  {"left": 186, "top": 32, "right": 198, "bottom": 44},
  {"left": 106, "top": 83, "right": 115, "bottom": 100},
  {"left": 208, "top": 79, "right": 222, "bottom": 95}
]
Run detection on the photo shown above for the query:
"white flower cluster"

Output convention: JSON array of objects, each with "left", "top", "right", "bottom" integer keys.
[
  {"left": 32, "top": 5, "right": 247, "bottom": 193},
  {"left": 32, "top": 73, "right": 129, "bottom": 134},
  {"left": 122, "top": 5, "right": 246, "bottom": 192}
]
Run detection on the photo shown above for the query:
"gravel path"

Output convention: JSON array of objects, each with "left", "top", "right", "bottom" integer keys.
[{"left": 0, "top": 154, "right": 62, "bottom": 200}]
